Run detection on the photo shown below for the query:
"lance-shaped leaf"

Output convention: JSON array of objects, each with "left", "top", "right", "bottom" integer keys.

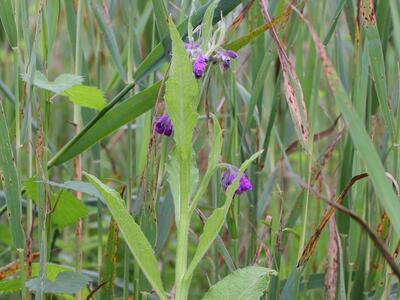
[
  {"left": 165, "top": 17, "right": 199, "bottom": 160},
  {"left": 185, "top": 150, "right": 263, "bottom": 281},
  {"left": 84, "top": 172, "right": 167, "bottom": 300},
  {"left": 0, "top": 0, "right": 17, "bottom": 47}
]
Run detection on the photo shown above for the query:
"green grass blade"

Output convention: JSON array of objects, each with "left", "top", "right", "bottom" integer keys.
[
  {"left": 301, "top": 11, "right": 400, "bottom": 238},
  {"left": 91, "top": 2, "right": 126, "bottom": 82},
  {"left": 0, "top": 0, "right": 18, "bottom": 47},
  {"left": 0, "top": 102, "right": 25, "bottom": 249},
  {"left": 323, "top": 0, "right": 346, "bottom": 45}
]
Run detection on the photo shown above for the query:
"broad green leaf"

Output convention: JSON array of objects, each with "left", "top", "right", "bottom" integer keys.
[
  {"left": 92, "top": 2, "right": 126, "bottom": 81},
  {"left": 185, "top": 150, "right": 263, "bottom": 280},
  {"left": 62, "top": 85, "right": 107, "bottom": 110},
  {"left": 165, "top": 18, "right": 199, "bottom": 160},
  {"left": 0, "top": 0, "right": 17, "bottom": 47},
  {"left": 84, "top": 172, "right": 167, "bottom": 300},
  {"left": 48, "top": 82, "right": 161, "bottom": 167},
  {"left": 21, "top": 71, "right": 83, "bottom": 94},
  {"left": 202, "top": 266, "right": 277, "bottom": 300},
  {"left": 0, "top": 103, "right": 25, "bottom": 249},
  {"left": 201, "top": 0, "right": 218, "bottom": 52},
  {"left": 24, "top": 179, "right": 89, "bottom": 229},
  {"left": 26, "top": 272, "right": 90, "bottom": 295}
]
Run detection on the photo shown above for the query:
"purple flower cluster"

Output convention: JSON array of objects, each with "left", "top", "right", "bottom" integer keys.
[
  {"left": 184, "top": 41, "right": 238, "bottom": 79},
  {"left": 220, "top": 167, "right": 253, "bottom": 195},
  {"left": 155, "top": 114, "right": 173, "bottom": 136}
]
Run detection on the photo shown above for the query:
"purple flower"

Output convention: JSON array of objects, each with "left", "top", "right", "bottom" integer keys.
[
  {"left": 184, "top": 41, "right": 201, "bottom": 57},
  {"left": 193, "top": 54, "right": 208, "bottom": 78},
  {"left": 220, "top": 168, "right": 252, "bottom": 195},
  {"left": 215, "top": 50, "right": 238, "bottom": 70},
  {"left": 155, "top": 114, "right": 173, "bottom": 136}
]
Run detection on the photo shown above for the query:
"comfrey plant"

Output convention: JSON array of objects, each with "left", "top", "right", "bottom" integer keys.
[{"left": 83, "top": 14, "right": 274, "bottom": 300}]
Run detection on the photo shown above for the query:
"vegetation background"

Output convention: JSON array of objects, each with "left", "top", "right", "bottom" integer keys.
[{"left": 0, "top": 0, "right": 400, "bottom": 299}]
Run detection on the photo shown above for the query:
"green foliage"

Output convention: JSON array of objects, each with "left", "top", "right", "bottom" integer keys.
[
  {"left": 202, "top": 266, "right": 277, "bottom": 300},
  {"left": 0, "top": 0, "right": 17, "bottom": 47},
  {"left": 84, "top": 172, "right": 167, "bottom": 300},
  {"left": 0, "top": 103, "right": 25, "bottom": 249}
]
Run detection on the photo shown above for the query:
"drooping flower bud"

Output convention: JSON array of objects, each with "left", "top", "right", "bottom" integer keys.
[
  {"left": 155, "top": 114, "right": 173, "bottom": 136},
  {"left": 193, "top": 54, "right": 208, "bottom": 78},
  {"left": 215, "top": 50, "right": 238, "bottom": 70}
]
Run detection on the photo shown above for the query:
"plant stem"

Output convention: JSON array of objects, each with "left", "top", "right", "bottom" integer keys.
[
  {"left": 175, "top": 157, "right": 191, "bottom": 300},
  {"left": 74, "top": 1, "right": 84, "bottom": 299}
]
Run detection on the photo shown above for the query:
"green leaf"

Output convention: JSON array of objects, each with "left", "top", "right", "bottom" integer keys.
[
  {"left": 26, "top": 272, "right": 90, "bottom": 295},
  {"left": 24, "top": 179, "right": 89, "bottom": 229},
  {"left": 166, "top": 149, "right": 199, "bottom": 224},
  {"left": 165, "top": 18, "right": 199, "bottom": 161},
  {"left": 0, "top": 102, "right": 25, "bottom": 249},
  {"left": 99, "top": 219, "right": 119, "bottom": 300},
  {"left": 151, "top": 0, "right": 169, "bottom": 40},
  {"left": 201, "top": 0, "right": 218, "bottom": 52},
  {"left": 0, "top": 0, "right": 18, "bottom": 47},
  {"left": 83, "top": 172, "right": 167, "bottom": 300},
  {"left": 92, "top": 2, "right": 126, "bottom": 82},
  {"left": 202, "top": 266, "right": 277, "bottom": 300},
  {"left": 362, "top": 0, "right": 395, "bottom": 139},
  {"left": 0, "top": 279, "right": 21, "bottom": 295},
  {"left": 185, "top": 150, "right": 263, "bottom": 280},
  {"left": 48, "top": 81, "right": 161, "bottom": 167},
  {"left": 21, "top": 71, "right": 83, "bottom": 94},
  {"left": 61, "top": 85, "right": 107, "bottom": 110}
]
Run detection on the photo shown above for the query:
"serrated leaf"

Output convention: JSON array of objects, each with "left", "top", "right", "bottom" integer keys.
[
  {"left": 165, "top": 18, "right": 199, "bottom": 161},
  {"left": 83, "top": 172, "right": 167, "bottom": 300},
  {"left": 202, "top": 266, "right": 277, "bottom": 300},
  {"left": 21, "top": 71, "right": 83, "bottom": 94},
  {"left": 0, "top": 279, "right": 21, "bottom": 295},
  {"left": 62, "top": 85, "right": 107, "bottom": 110}
]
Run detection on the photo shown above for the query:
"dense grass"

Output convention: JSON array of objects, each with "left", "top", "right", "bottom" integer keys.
[{"left": 0, "top": 0, "right": 400, "bottom": 299}]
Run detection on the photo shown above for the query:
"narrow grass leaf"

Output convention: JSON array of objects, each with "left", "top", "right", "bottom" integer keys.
[
  {"left": 84, "top": 172, "right": 167, "bottom": 300},
  {"left": 0, "top": 0, "right": 17, "bottom": 47},
  {"left": 323, "top": 0, "right": 347, "bottom": 45},
  {"left": 0, "top": 103, "right": 25, "bottom": 249},
  {"left": 361, "top": 0, "right": 395, "bottom": 139},
  {"left": 91, "top": 2, "right": 126, "bottom": 82},
  {"left": 298, "top": 10, "right": 400, "bottom": 238},
  {"left": 201, "top": 0, "right": 218, "bottom": 52}
]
